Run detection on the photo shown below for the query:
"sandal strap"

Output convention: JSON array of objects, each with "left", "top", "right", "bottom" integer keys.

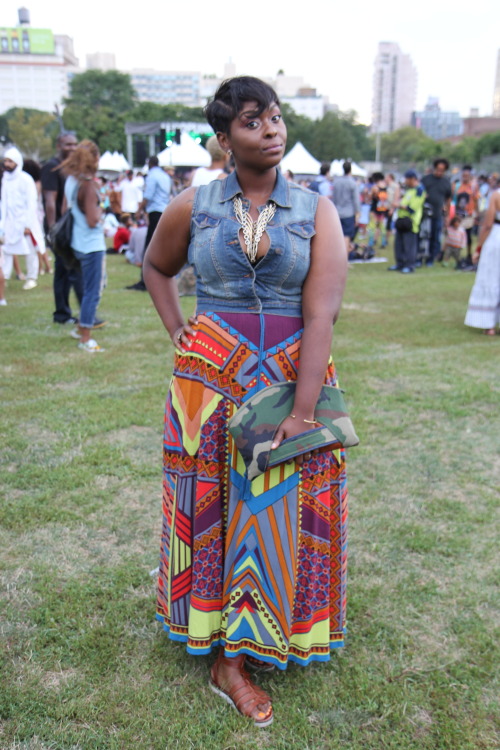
[{"left": 211, "top": 658, "right": 272, "bottom": 723}]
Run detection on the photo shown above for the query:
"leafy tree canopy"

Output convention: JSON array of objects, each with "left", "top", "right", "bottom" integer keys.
[
  {"left": 3, "top": 108, "right": 57, "bottom": 161},
  {"left": 282, "top": 105, "right": 374, "bottom": 163},
  {"left": 65, "top": 69, "right": 137, "bottom": 113}
]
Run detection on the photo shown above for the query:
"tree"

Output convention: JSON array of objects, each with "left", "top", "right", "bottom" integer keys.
[
  {"left": 379, "top": 127, "right": 435, "bottom": 163},
  {"left": 281, "top": 106, "right": 374, "bottom": 164},
  {"left": 4, "top": 108, "right": 56, "bottom": 160},
  {"left": 65, "top": 69, "right": 137, "bottom": 113},
  {"left": 63, "top": 70, "right": 137, "bottom": 153},
  {"left": 62, "top": 105, "right": 126, "bottom": 154},
  {"left": 311, "top": 112, "right": 357, "bottom": 162},
  {"left": 280, "top": 104, "right": 314, "bottom": 156}
]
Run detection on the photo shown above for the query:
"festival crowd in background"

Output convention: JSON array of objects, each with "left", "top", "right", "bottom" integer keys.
[{"left": 1, "top": 132, "right": 499, "bottom": 343}]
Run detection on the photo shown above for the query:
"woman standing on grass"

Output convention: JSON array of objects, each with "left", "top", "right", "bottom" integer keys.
[
  {"left": 61, "top": 140, "right": 106, "bottom": 353},
  {"left": 143, "top": 77, "right": 348, "bottom": 728},
  {"left": 464, "top": 186, "right": 500, "bottom": 335}
]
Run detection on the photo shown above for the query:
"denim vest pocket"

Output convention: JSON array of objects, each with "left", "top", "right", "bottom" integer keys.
[
  {"left": 190, "top": 212, "right": 228, "bottom": 297},
  {"left": 192, "top": 212, "right": 221, "bottom": 231},
  {"left": 287, "top": 221, "right": 316, "bottom": 241},
  {"left": 280, "top": 221, "right": 314, "bottom": 292}
]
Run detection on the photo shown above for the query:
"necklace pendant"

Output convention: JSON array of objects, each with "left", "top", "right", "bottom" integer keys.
[{"left": 233, "top": 195, "right": 276, "bottom": 264}]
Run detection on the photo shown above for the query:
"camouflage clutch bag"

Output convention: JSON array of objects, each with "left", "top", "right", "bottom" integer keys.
[{"left": 228, "top": 382, "right": 359, "bottom": 481}]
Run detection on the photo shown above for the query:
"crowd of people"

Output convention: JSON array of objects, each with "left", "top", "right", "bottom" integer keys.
[
  {"left": 1, "top": 126, "right": 499, "bottom": 339},
  {"left": 298, "top": 159, "right": 499, "bottom": 272},
  {"left": 289, "top": 158, "right": 499, "bottom": 335}
]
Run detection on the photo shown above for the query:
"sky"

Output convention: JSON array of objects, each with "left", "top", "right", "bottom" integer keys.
[{"left": 3, "top": 0, "right": 499, "bottom": 125}]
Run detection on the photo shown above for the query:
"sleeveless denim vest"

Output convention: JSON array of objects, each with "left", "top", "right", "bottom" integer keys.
[{"left": 188, "top": 169, "right": 318, "bottom": 316}]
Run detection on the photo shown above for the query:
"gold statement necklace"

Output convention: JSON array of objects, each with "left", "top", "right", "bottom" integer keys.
[{"left": 233, "top": 195, "right": 276, "bottom": 264}]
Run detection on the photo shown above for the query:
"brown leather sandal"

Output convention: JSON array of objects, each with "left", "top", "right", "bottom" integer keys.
[
  {"left": 245, "top": 655, "right": 276, "bottom": 673},
  {"left": 209, "top": 652, "right": 273, "bottom": 728}
]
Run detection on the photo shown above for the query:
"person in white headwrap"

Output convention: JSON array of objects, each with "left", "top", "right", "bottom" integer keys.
[{"left": 0, "top": 146, "right": 44, "bottom": 290}]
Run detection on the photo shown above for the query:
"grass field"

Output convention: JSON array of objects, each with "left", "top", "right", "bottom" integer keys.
[{"left": 1, "top": 253, "right": 499, "bottom": 750}]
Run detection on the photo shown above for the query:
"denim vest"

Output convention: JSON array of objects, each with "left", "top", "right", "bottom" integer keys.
[
  {"left": 65, "top": 175, "right": 106, "bottom": 254},
  {"left": 188, "top": 169, "right": 318, "bottom": 316}
]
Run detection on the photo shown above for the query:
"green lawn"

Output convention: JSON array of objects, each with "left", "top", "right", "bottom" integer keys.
[{"left": 1, "top": 254, "right": 499, "bottom": 750}]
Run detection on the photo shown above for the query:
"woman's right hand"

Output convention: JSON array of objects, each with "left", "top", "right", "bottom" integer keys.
[
  {"left": 271, "top": 414, "right": 319, "bottom": 465},
  {"left": 172, "top": 315, "right": 198, "bottom": 352}
]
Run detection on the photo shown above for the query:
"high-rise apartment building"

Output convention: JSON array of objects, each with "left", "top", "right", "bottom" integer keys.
[
  {"left": 372, "top": 41, "right": 417, "bottom": 133},
  {"left": 493, "top": 49, "right": 500, "bottom": 116}
]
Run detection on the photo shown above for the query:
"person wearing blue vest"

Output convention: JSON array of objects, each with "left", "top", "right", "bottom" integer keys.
[
  {"left": 143, "top": 77, "right": 348, "bottom": 728},
  {"left": 62, "top": 140, "right": 106, "bottom": 352}
]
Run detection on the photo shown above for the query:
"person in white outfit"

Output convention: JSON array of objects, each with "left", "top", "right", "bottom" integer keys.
[
  {"left": 0, "top": 147, "right": 44, "bottom": 290},
  {"left": 464, "top": 187, "right": 500, "bottom": 335},
  {"left": 190, "top": 136, "right": 228, "bottom": 187}
]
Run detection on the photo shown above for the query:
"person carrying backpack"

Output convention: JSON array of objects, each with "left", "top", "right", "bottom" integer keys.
[
  {"left": 368, "top": 172, "right": 390, "bottom": 251},
  {"left": 308, "top": 163, "right": 332, "bottom": 198}
]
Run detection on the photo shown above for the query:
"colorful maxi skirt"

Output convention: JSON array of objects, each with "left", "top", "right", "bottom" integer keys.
[{"left": 156, "top": 311, "right": 348, "bottom": 669}]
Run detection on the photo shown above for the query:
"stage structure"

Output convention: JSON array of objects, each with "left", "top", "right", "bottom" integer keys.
[{"left": 124, "top": 121, "right": 214, "bottom": 167}]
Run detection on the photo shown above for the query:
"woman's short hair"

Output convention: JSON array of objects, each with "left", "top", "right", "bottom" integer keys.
[
  {"left": 205, "top": 76, "right": 280, "bottom": 135},
  {"left": 60, "top": 139, "right": 99, "bottom": 178}
]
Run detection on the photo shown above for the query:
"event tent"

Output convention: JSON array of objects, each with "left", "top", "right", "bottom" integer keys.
[
  {"left": 98, "top": 151, "right": 130, "bottom": 172},
  {"left": 280, "top": 142, "right": 321, "bottom": 176},
  {"left": 157, "top": 133, "right": 211, "bottom": 168}
]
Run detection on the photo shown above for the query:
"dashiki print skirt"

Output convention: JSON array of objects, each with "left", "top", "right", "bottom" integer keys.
[{"left": 156, "top": 311, "right": 347, "bottom": 669}]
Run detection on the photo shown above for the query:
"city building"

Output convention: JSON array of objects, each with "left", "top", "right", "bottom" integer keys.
[
  {"left": 493, "top": 49, "right": 500, "bottom": 117},
  {"left": 280, "top": 89, "right": 327, "bottom": 121},
  {"left": 412, "top": 97, "right": 463, "bottom": 140},
  {"left": 0, "top": 8, "right": 78, "bottom": 114},
  {"left": 86, "top": 52, "right": 116, "bottom": 71},
  {"left": 372, "top": 41, "right": 417, "bottom": 133},
  {"left": 462, "top": 115, "right": 500, "bottom": 138},
  {"left": 130, "top": 69, "right": 202, "bottom": 107}
]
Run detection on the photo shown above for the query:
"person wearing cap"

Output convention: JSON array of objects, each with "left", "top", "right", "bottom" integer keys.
[
  {"left": 388, "top": 171, "right": 426, "bottom": 274},
  {"left": 0, "top": 147, "right": 44, "bottom": 290}
]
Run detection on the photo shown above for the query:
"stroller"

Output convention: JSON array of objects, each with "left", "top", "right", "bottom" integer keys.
[{"left": 417, "top": 202, "right": 433, "bottom": 265}]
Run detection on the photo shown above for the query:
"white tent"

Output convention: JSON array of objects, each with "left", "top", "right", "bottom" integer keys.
[
  {"left": 98, "top": 151, "right": 117, "bottom": 171},
  {"left": 98, "top": 151, "right": 130, "bottom": 173},
  {"left": 112, "top": 151, "right": 130, "bottom": 171},
  {"left": 280, "top": 142, "right": 321, "bottom": 176},
  {"left": 330, "top": 159, "right": 367, "bottom": 178},
  {"left": 157, "top": 132, "right": 211, "bottom": 168}
]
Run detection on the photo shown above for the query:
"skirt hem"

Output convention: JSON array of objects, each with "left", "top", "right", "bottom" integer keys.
[{"left": 155, "top": 613, "right": 345, "bottom": 670}]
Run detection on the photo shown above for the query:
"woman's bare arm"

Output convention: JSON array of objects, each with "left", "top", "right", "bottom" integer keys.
[{"left": 476, "top": 191, "right": 499, "bottom": 249}]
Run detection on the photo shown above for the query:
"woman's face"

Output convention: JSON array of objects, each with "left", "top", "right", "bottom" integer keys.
[{"left": 219, "top": 101, "right": 286, "bottom": 171}]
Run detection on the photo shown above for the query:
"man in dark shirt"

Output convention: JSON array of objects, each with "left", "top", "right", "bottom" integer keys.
[
  {"left": 421, "top": 158, "right": 452, "bottom": 265},
  {"left": 41, "top": 131, "right": 83, "bottom": 324}
]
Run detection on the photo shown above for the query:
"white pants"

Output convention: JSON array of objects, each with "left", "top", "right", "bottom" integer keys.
[{"left": 2, "top": 250, "right": 39, "bottom": 280}]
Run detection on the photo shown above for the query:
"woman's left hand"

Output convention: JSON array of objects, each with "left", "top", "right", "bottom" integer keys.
[{"left": 271, "top": 415, "right": 318, "bottom": 465}]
